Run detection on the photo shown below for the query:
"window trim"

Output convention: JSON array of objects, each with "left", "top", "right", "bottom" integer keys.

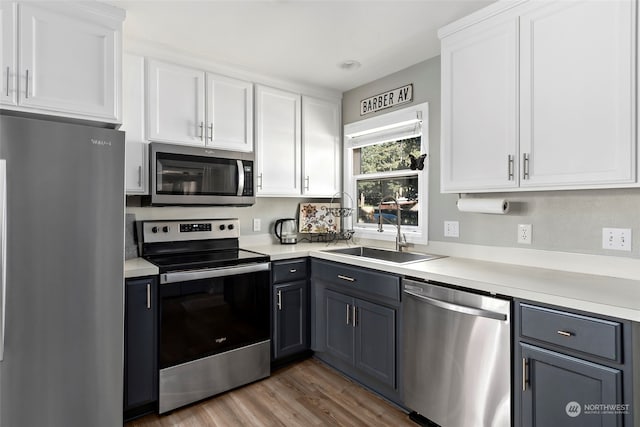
[{"left": 343, "top": 102, "right": 429, "bottom": 244}]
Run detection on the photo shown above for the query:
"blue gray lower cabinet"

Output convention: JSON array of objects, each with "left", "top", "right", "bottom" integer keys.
[
  {"left": 311, "top": 259, "right": 401, "bottom": 404},
  {"left": 515, "top": 300, "right": 636, "bottom": 427},
  {"left": 271, "top": 259, "right": 310, "bottom": 361},
  {"left": 124, "top": 276, "right": 158, "bottom": 421}
]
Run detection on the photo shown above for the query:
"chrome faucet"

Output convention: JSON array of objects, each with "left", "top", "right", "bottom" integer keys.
[{"left": 377, "top": 196, "right": 409, "bottom": 252}]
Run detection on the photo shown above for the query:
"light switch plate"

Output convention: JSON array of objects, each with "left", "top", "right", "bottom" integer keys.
[
  {"left": 253, "top": 218, "right": 261, "bottom": 232},
  {"left": 444, "top": 221, "right": 459, "bottom": 238}
]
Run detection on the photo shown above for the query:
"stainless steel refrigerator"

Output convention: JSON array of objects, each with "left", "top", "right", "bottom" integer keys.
[{"left": 0, "top": 114, "right": 124, "bottom": 427}]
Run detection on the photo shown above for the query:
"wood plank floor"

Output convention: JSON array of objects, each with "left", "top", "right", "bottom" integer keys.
[{"left": 126, "top": 358, "right": 416, "bottom": 427}]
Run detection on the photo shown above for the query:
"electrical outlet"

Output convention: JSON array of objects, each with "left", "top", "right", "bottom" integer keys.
[
  {"left": 518, "top": 224, "right": 532, "bottom": 245},
  {"left": 444, "top": 221, "right": 459, "bottom": 238},
  {"left": 253, "top": 218, "right": 261, "bottom": 232},
  {"left": 602, "top": 227, "right": 631, "bottom": 251}
]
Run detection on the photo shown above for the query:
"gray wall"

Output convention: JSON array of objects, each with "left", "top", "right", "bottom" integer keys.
[
  {"left": 343, "top": 56, "right": 640, "bottom": 258},
  {"left": 126, "top": 197, "right": 328, "bottom": 241}
]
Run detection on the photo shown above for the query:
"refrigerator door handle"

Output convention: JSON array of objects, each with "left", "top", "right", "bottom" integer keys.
[{"left": 0, "top": 160, "right": 7, "bottom": 361}]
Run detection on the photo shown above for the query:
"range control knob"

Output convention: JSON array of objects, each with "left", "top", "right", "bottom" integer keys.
[
  {"left": 151, "top": 226, "right": 159, "bottom": 233},
  {"left": 219, "top": 224, "right": 226, "bottom": 231},
  {"left": 227, "top": 224, "right": 235, "bottom": 230},
  {"left": 162, "top": 226, "right": 170, "bottom": 233}
]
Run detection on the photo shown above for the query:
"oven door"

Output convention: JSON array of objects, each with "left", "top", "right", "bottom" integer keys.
[
  {"left": 150, "top": 142, "right": 255, "bottom": 206},
  {"left": 159, "top": 263, "right": 270, "bottom": 370}
]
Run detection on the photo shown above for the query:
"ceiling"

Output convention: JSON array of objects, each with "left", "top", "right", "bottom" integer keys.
[{"left": 110, "top": 0, "right": 494, "bottom": 93}]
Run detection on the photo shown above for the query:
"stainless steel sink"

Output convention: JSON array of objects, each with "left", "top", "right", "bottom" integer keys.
[{"left": 324, "top": 246, "right": 444, "bottom": 264}]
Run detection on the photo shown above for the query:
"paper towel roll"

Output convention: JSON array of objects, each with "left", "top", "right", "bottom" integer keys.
[{"left": 457, "top": 198, "right": 509, "bottom": 214}]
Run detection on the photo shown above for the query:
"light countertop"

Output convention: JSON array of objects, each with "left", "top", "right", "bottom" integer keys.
[{"left": 125, "top": 242, "right": 640, "bottom": 322}]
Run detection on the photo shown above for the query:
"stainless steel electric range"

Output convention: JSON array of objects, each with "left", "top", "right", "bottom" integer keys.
[{"left": 137, "top": 219, "right": 271, "bottom": 414}]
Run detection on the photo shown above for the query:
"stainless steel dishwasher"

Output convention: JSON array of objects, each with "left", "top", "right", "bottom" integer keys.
[{"left": 403, "top": 279, "right": 511, "bottom": 427}]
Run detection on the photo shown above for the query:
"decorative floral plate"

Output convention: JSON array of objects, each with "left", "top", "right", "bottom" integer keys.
[{"left": 299, "top": 203, "right": 341, "bottom": 233}]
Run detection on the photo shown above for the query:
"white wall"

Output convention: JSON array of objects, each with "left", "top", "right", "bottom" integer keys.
[{"left": 343, "top": 56, "right": 640, "bottom": 258}]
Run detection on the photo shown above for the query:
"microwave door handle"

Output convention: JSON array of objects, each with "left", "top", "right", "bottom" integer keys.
[{"left": 237, "top": 160, "right": 244, "bottom": 196}]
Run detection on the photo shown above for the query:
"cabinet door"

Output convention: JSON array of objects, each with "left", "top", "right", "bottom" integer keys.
[
  {"left": 519, "top": 0, "right": 635, "bottom": 188},
  {"left": 18, "top": 3, "right": 119, "bottom": 121},
  {"left": 0, "top": 2, "right": 16, "bottom": 106},
  {"left": 124, "top": 277, "right": 158, "bottom": 411},
  {"left": 324, "top": 289, "right": 354, "bottom": 364},
  {"left": 354, "top": 298, "right": 396, "bottom": 389},
  {"left": 273, "top": 281, "right": 308, "bottom": 360},
  {"left": 206, "top": 73, "right": 253, "bottom": 151},
  {"left": 255, "top": 85, "right": 301, "bottom": 196},
  {"left": 122, "top": 54, "right": 148, "bottom": 194},
  {"left": 521, "top": 343, "right": 622, "bottom": 427},
  {"left": 147, "top": 59, "right": 205, "bottom": 145},
  {"left": 302, "top": 96, "right": 341, "bottom": 196},
  {"left": 440, "top": 14, "right": 519, "bottom": 192}
]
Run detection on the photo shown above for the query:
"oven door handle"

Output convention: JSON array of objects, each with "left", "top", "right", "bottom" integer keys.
[{"left": 160, "top": 262, "right": 270, "bottom": 284}]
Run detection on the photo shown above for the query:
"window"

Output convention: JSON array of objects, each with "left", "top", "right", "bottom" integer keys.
[{"left": 344, "top": 103, "right": 429, "bottom": 243}]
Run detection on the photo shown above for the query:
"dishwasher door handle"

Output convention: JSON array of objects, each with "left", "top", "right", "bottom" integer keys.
[{"left": 403, "top": 289, "right": 507, "bottom": 321}]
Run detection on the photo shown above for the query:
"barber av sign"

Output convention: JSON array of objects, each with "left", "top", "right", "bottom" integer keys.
[{"left": 360, "top": 84, "right": 413, "bottom": 116}]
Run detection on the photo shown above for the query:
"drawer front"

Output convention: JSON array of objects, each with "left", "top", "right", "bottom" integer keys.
[
  {"left": 520, "top": 303, "right": 622, "bottom": 362},
  {"left": 311, "top": 259, "right": 400, "bottom": 301},
  {"left": 272, "top": 259, "right": 308, "bottom": 284}
]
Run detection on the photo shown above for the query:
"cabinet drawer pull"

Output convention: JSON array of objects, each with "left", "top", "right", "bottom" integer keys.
[
  {"left": 522, "top": 357, "right": 528, "bottom": 391},
  {"left": 137, "top": 165, "right": 142, "bottom": 187},
  {"left": 25, "top": 69, "right": 29, "bottom": 99},
  {"left": 304, "top": 176, "right": 310, "bottom": 191},
  {"left": 146, "top": 284, "right": 151, "bottom": 309},
  {"left": 277, "top": 290, "right": 282, "bottom": 311},
  {"left": 208, "top": 123, "right": 213, "bottom": 141},
  {"left": 522, "top": 153, "right": 530, "bottom": 180},
  {"left": 337, "top": 274, "right": 355, "bottom": 282},
  {"left": 199, "top": 122, "right": 204, "bottom": 140},
  {"left": 5, "top": 67, "right": 8, "bottom": 97},
  {"left": 289, "top": 269, "right": 297, "bottom": 273},
  {"left": 257, "top": 173, "right": 263, "bottom": 190},
  {"left": 557, "top": 330, "right": 574, "bottom": 337}
]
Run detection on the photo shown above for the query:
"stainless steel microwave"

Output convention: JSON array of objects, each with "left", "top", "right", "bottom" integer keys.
[{"left": 146, "top": 142, "right": 255, "bottom": 206}]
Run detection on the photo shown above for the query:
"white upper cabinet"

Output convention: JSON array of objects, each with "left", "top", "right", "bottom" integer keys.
[
  {"left": 439, "top": 0, "right": 637, "bottom": 193},
  {"left": 122, "top": 53, "right": 148, "bottom": 194},
  {"left": 1, "top": 2, "right": 123, "bottom": 122},
  {"left": 1, "top": 2, "right": 17, "bottom": 106},
  {"left": 440, "top": 14, "right": 519, "bottom": 192},
  {"left": 206, "top": 73, "right": 253, "bottom": 152},
  {"left": 519, "top": 0, "right": 635, "bottom": 188},
  {"left": 146, "top": 59, "right": 206, "bottom": 146},
  {"left": 255, "top": 85, "right": 301, "bottom": 196},
  {"left": 302, "top": 95, "right": 341, "bottom": 197},
  {"left": 146, "top": 59, "right": 254, "bottom": 150}
]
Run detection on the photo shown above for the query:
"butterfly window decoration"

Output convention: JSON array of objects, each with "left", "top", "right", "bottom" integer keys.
[{"left": 409, "top": 153, "right": 427, "bottom": 171}]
